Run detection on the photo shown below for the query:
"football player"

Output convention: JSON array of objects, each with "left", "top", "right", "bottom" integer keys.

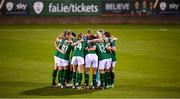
[
  {"left": 71, "top": 33, "right": 86, "bottom": 89},
  {"left": 66, "top": 32, "right": 76, "bottom": 84},
  {"left": 88, "top": 30, "right": 111, "bottom": 89},
  {"left": 110, "top": 35, "right": 117, "bottom": 88},
  {"left": 58, "top": 30, "right": 73, "bottom": 88},
  {"left": 52, "top": 32, "right": 65, "bottom": 87},
  {"left": 84, "top": 33, "right": 98, "bottom": 89},
  {"left": 104, "top": 32, "right": 113, "bottom": 88}
]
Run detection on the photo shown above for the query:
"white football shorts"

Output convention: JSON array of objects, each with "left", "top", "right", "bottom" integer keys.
[
  {"left": 59, "top": 58, "right": 69, "bottom": 67},
  {"left": 112, "top": 61, "right": 116, "bottom": 68},
  {"left": 85, "top": 54, "right": 98, "bottom": 68},
  {"left": 99, "top": 58, "right": 112, "bottom": 70},
  {"left": 71, "top": 56, "right": 84, "bottom": 65},
  {"left": 54, "top": 56, "right": 60, "bottom": 66}
]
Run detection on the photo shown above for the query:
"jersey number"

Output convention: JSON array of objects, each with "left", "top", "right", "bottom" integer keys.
[
  {"left": 61, "top": 45, "right": 68, "bottom": 52},
  {"left": 75, "top": 43, "right": 82, "bottom": 50},
  {"left": 98, "top": 44, "right": 106, "bottom": 53}
]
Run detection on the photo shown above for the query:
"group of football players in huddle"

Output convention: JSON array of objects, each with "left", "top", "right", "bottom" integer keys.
[{"left": 52, "top": 29, "right": 117, "bottom": 90}]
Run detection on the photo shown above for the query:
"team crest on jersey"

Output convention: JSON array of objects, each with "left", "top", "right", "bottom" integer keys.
[{"left": 33, "top": 1, "right": 44, "bottom": 14}]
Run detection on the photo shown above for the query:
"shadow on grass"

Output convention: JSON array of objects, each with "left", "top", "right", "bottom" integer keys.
[{"left": 21, "top": 86, "right": 101, "bottom": 96}]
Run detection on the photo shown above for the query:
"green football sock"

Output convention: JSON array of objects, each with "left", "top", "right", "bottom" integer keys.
[
  {"left": 70, "top": 71, "right": 73, "bottom": 82},
  {"left": 85, "top": 73, "right": 89, "bottom": 86},
  {"left": 52, "top": 69, "right": 57, "bottom": 84},
  {"left": 108, "top": 72, "right": 111, "bottom": 86},
  {"left": 100, "top": 73, "right": 105, "bottom": 87},
  {"left": 111, "top": 71, "right": 115, "bottom": 84},
  {"left": 58, "top": 70, "right": 60, "bottom": 83},
  {"left": 93, "top": 74, "right": 96, "bottom": 87},
  {"left": 59, "top": 70, "right": 64, "bottom": 85},
  {"left": 77, "top": 73, "right": 79, "bottom": 84},
  {"left": 72, "top": 72, "right": 76, "bottom": 86},
  {"left": 62, "top": 70, "right": 67, "bottom": 85},
  {"left": 78, "top": 73, "right": 82, "bottom": 85},
  {"left": 105, "top": 72, "right": 108, "bottom": 87},
  {"left": 66, "top": 69, "right": 70, "bottom": 83}
]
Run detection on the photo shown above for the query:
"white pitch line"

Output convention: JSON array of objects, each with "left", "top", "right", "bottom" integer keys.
[{"left": 0, "top": 29, "right": 180, "bottom": 32}]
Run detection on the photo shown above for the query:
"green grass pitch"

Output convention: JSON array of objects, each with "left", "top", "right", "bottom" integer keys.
[{"left": 0, "top": 24, "right": 180, "bottom": 98}]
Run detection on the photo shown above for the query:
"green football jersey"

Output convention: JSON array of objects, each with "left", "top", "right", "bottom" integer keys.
[
  {"left": 104, "top": 38, "right": 112, "bottom": 59},
  {"left": 85, "top": 43, "right": 96, "bottom": 55},
  {"left": 111, "top": 40, "right": 117, "bottom": 62},
  {"left": 69, "top": 47, "right": 74, "bottom": 59},
  {"left": 72, "top": 40, "right": 87, "bottom": 58},
  {"left": 69, "top": 38, "right": 76, "bottom": 59},
  {"left": 96, "top": 42, "right": 111, "bottom": 60},
  {"left": 59, "top": 39, "right": 72, "bottom": 60},
  {"left": 54, "top": 40, "right": 62, "bottom": 57}
]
